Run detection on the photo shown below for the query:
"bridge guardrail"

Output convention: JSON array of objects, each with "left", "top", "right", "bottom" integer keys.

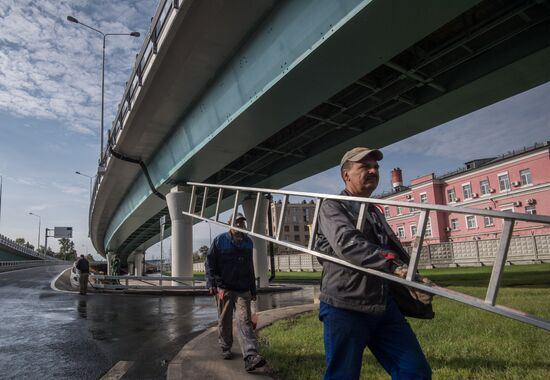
[
  {"left": 90, "top": 0, "right": 183, "bottom": 223},
  {"left": 91, "top": 274, "right": 202, "bottom": 290},
  {"left": 0, "top": 233, "right": 53, "bottom": 260}
]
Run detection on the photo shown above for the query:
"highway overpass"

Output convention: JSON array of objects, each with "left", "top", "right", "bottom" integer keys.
[{"left": 90, "top": 0, "right": 550, "bottom": 264}]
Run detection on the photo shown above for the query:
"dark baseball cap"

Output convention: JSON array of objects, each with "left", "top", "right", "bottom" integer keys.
[
  {"left": 228, "top": 212, "right": 246, "bottom": 223},
  {"left": 340, "top": 147, "right": 383, "bottom": 167}
]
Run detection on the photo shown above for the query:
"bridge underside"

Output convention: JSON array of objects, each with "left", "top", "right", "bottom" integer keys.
[{"left": 93, "top": 0, "right": 550, "bottom": 261}]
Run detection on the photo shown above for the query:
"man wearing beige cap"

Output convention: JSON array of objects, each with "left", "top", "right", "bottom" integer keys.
[{"left": 315, "top": 147, "right": 431, "bottom": 380}]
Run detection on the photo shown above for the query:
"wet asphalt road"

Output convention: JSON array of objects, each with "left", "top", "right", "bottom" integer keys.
[{"left": 0, "top": 265, "right": 317, "bottom": 380}]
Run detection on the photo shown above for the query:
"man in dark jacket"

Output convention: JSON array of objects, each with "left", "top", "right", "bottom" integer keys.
[
  {"left": 75, "top": 254, "right": 90, "bottom": 295},
  {"left": 315, "top": 147, "right": 431, "bottom": 380},
  {"left": 205, "top": 213, "right": 266, "bottom": 372}
]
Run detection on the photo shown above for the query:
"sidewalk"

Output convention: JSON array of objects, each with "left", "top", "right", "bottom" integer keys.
[{"left": 167, "top": 303, "right": 319, "bottom": 380}]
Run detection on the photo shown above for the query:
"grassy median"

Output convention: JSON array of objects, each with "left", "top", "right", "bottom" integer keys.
[{"left": 258, "top": 264, "right": 550, "bottom": 380}]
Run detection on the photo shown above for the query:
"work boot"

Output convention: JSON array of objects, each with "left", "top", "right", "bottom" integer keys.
[
  {"left": 222, "top": 349, "right": 232, "bottom": 360},
  {"left": 244, "top": 354, "right": 266, "bottom": 372}
]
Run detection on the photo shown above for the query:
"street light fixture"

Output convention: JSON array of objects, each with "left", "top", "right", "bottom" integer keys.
[
  {"left": 66, "top": 15, "right": 140, "bottom": 166},
  {"left": 28, "top": 212, "right": 41, "bottom": 254},
  {"left": 75, "top": 171, "right": 95, "bottom": 204}
]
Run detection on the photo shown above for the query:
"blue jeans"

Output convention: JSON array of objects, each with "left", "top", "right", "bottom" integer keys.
[{"left": 319, "top": 299, "right": 431, "bottom": 380}]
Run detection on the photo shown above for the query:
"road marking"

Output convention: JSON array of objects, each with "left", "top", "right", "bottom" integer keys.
[{"left": 100, "top": 361, "right": 134, "bottom": 380}]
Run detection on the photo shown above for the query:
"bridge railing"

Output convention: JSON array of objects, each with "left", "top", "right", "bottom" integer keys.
[
  {"left": 0, "top": 260, "right": 62, "bottom": 273},
  {"left": 182, "top": 182, "right": 550, "bottom": 331},
  {"left": 91, "top": 274, "right": 201, "bottom": 290},
  {"left": 90, "top": 0, "right": 184, "bottom": 221},
  {"left": 0, "top": 234, "right": 45, "bottom": 260}
]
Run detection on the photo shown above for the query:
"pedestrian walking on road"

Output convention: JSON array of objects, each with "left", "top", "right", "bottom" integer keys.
[
  {"left": 75, "top": 254, "right": 90, "bottom": 295},
  {"left": 315, "top": 147, "right": 432, "bottom": 380},
  {"left": 205, "top": 213, "right": 266, "bottom": 372}
]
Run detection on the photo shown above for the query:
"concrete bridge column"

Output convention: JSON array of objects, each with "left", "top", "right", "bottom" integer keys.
[
  {"left": 133, "top": 249, "right": 145, "bottom": 276},
  {"left": 106, "top": 252, "right": 114, "bottom": 275},
  {"left": 242, "top": 195, "right": 269, "bottom": 288},
  {"left": 166, "top": 186, "right": 193, "bottom": 285}
]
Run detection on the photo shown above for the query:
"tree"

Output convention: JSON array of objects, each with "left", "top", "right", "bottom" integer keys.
[
  {"left": 25, "top": 242, "right": 35, "bottom": 250},
  {"left": 198, "top": 245, "right": 209, "bottom": 257},
  {"left": 58, "top": 238, "right": 77, "bottom": 261},
  {"left": 15, "top": 237, "right": 26, "bottom": 245}
]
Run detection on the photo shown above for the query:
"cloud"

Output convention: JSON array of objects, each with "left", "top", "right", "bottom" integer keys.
[
  {"left": 28, "top": 203, "right": 53, "bottom": 211},
  {"left": 0, "top": 0, "right": 156, "bottom": 136},
  {"left": 52, "top": 181, "right": 87, "bottom": 195}
]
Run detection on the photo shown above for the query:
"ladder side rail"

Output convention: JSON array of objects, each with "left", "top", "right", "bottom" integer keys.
[
  {"left": 181, "top": 210, "right": 550, "bottom": 331},
  {"left": 485, "top": 219, "right": 515, "bottom": 305},
  {"left": 276, "top": 195, "right": 289, "bottom": 241},
  {"left": 406, "top": 210, "right": 430, "bottom": 282},
  {"left": 214, "top": 188, "right": 224, "bottom": 222},
  {"left": 186, "top": 182, "right": 550, "bottom": 225},
  {"left": 308, "top": 198, "right": 322, "bottom": 250}
]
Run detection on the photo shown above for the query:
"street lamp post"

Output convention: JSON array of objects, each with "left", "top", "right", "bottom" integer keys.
[
  {"left": 29, "top": 212, "right": 41, "bottom": 254},
  {"left": 66, "top": 15, "right": 140, "bottom": 166},
  {"left": 75, "top": 171, "right": 95, "bottom": 204}
]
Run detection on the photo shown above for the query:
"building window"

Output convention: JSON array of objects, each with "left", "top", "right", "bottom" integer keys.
[
  {"left": 396, "top": 226, "right": 405, "bottom": 238},
  {"left": 447, "top": 188, "right": 456, "bottom": 203},
  {"left": 410, "top": 225, "right": 417, "bottom": 237},
  {"left": 462, "top": 183, "right": 472, "bottom": 199},
  {"left": 484, "top": 216, "right": 494, "bottom": 227},
  {"left": 384, "top": 206, "right": 390, "bottom": 218},
  {"left": 396, "top": 206, "right": 402, "bottom": 215},
  {"left": 425, "top": 219, "right": 432, "bottom": 237},
  {"left": 480, "top": 180, "right": 491, "bottom": 195},
  {"left": 525, "top": 205, "right": 537, "bottom": 215},
  {"left": 408, "top": 201, "right": 416, "bottom": 213},
  {"left": 284, "top": 225, "right": 289, "bottom": 232},
  {"left": 420, "top": 193, "right": 428, "bottom": 203},
  {"left": 520, "top": 169, "right": 532, "bottom": 185},
  {"left": 450, "top": 218, "right": 459, "bottom": 230},
  {"left": 466, "top": 215, "right": 477, "bottom": 229},
  {"left": 498, "top": 173, "right": 510, "bottom": 192},
  {"left": 293, "top": 225, "right": 299, "bottom": 232},
  {"left": 292, "top": 215, "right": 298, "bottom": 223},
  {"left": 294, "top": 235, "right": 300, "bottom": 241}
]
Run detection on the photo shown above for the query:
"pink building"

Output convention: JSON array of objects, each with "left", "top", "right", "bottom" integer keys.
[{"left": 378, "top": 142, "right": 550, "bottom": 245}]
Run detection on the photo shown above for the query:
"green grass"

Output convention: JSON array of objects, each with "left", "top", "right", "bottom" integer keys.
[{"left": 259, "top": 264, "right": 550, "bottom": 380}]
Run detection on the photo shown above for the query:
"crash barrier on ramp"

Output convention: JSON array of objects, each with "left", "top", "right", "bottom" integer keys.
[
  {"left": 182, "top": 182, "right": 550, "bottom": 331},
  {"left": 0, "top": 260, "right": 62, "bottom": 273}
]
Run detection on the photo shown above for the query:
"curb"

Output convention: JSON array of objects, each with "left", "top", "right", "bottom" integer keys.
[{"left": 167, "top": 303, "right": 319, "bottom": 380}]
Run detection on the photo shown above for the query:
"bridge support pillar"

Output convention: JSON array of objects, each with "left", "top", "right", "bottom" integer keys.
[
  {"left": 242, "top": 195, "right": 269, "bottom": 288},
  {"left": 167, "top": 186, "right": 193, "bottom": 285},
  {"left": 134, "top": 249, "right": 145, "bottom": 276},
  {"left": 106, "top": 252, "right": 115, "bottom": 276}
]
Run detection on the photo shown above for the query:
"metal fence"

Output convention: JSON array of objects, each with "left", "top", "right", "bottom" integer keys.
[
  {"left": 0, "top": 234, "right": 45, "bottom": 260},
  {"left": 193, "top": 233, "right": 550, "bottom": 272},
  {"left": 0, "top": 260, "right": 63, "bottom": 273}
]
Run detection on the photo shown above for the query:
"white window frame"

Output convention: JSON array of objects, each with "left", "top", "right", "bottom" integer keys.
[
  {"left": 520, "top": 169, "right": 532, "bottom": 186},
  {"left": 425, "top": 218, "right": 432, "bottom": 237},
  {"left": 396, "top": 226, "right": 405, "bottom": 238},
  {"left": 462, "top": 182, "right": 472, "bottom": 199},
  {"left": 396, "top": 206, "right": 402, "bottom": 215},
  {"left": 479, "top": 179, "right": 491, "bottom": 195},
  {"left": 450, "top": 218, "right": 459, "bottom": 230},
  {"left": 447, "top": 188, "right": 456, "bottom": 203},
  {"left": 498, "top": 172, "right": 510, "bottom": 192},
  {"left": 384, "top": 206, "right": 390, "bottom": 218},
  {"left": 465, "top": 215, "right": 477, "bottom": 229},
  {"left": 525, "top": 205, "right": 536, "bottom": 215},
  {"left": 483, "top": 216, "right": 494, "bottom": 227},
  {"left": 410, "top": 224, "right": 417, "bottom": 237},
  {"left": 419, "top": 192, "right": 428, "bottom": 204}
]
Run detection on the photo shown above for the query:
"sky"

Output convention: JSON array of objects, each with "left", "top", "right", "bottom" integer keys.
[{"left": 0, "top": 0, "right": 548, "bottom": 260}]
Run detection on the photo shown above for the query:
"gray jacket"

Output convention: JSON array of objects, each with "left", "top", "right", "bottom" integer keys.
[{"left": 315, "top": 190, "right": 409, "bottom": 314}]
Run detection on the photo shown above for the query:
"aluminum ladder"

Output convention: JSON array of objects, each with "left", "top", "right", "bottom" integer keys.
[{"left": 181, "top": 182, "right": 550, "bottom": 331}]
